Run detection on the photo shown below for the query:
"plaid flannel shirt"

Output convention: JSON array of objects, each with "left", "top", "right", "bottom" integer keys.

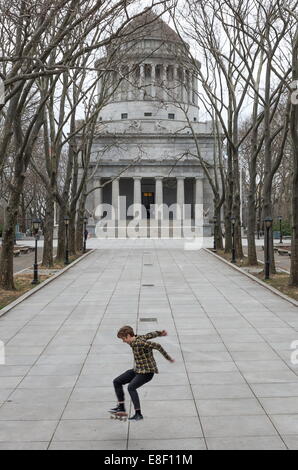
[{"left": 130, "top": 331, "right": 172, "bottom": 374}]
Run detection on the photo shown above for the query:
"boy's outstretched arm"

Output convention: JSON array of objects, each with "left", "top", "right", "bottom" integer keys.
[
  {"left": 139, "top": 330, "right": 168, "bottom": 340},
  {"left": 138, "top": 338, "right": 174, "bottom": 362}
]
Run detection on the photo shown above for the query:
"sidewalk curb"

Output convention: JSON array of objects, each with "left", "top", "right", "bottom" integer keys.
[
  {"left": 0, "top": 249, "right": 95, "bottom": 319},
  {"left": 204, "top": 248, "right": 298, "bottom": 308}
]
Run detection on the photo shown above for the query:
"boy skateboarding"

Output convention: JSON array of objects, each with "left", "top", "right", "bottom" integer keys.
[{"left": 110, "top": 325, "right": 174, "bottom": 421}]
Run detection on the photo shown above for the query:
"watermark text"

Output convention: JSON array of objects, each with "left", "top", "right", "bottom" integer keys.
[
  {"left": 291, "top": 340, "right": 298, "bottom": 365},
  {"left": 0, "top": 341, "right": 5, "bottom": 365}
]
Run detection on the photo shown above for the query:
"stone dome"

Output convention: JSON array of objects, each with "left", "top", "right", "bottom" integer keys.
[
  {"left": 123, "top": 9, "right": 185, "bottom": 45},
  {"left": 98, "top": 8, "right": 199, "bottom": 126}
]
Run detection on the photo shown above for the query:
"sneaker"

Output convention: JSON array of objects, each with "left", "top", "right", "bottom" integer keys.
[
  {"left": 109, "top": 405, "right": 126, "bottom": 414},
  {"left": 129, "top": 412, "right": 143, "bottom": 421}
]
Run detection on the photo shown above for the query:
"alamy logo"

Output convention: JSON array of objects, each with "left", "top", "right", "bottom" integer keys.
[
  {"left": 0, "top": 341, "right": 5, "bottom": 365},
  {"left": 0, "top": 78, "right": 4, "bottom": 105},
  {"left": 93, "top": 199, "right": 205, "bottom": 250},
  {"left": 290, "top": 340, "right": 298, "bottom": 366}
]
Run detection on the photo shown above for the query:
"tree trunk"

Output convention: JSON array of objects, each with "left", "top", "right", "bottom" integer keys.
[
  {"left": 76, "top": 192, "right": 87, "bottom": 252},
  {"left": 262, "top": 175, "right": 276, "bottom": 275},
  {"left": 56, "top": 207, "right": 66, "bottom": 262},
  {"left": 69, "top": 211, "right": 76, "bottom": 256},
  {"left": 42, "top": 192, "right": 54, "bottom": 267},
  {"left": 247, "top": 185, "right": 258, "bottom": 265},
  {"left": 214, "top": 201, "right": 223, "bottom": 250},
  {"left": 224, "top": 145, "right": 233, "bottom": 253},
  {"left": 232, "top": 112, "right": 244, "bottom": 260},
  {"left": 246, "top": 64, "right": 263, "bottom": 266},
  {"left": 19, "top": 194, "right": 27, "bottom": 233},
  {"left": 247, "top": 143, "right": 258, "bottom": 266},
  {"left": 76, "top": 218, "right": 84, "bottom": 253},
  {"left": 290, "top": 139, "right": 298, "bottom": 285},
  {"left": 0, "top": 173, "right": 25, "bottom": 290},
  {"left": 289, "top": 26, "right": 298, "bottom": 286},
  {"left": 262, "top": 58, "right": 276, "bottom": 275}
]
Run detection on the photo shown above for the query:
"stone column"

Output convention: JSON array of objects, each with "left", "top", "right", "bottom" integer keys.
[
  {"left": 191, "top": 72, "right": 196, "bottom": 104},
  {"left": 133, "top": 177, "right": 142, "bottom": 218},
  {"left": 94, "top": 178, "right": 103, "bottom": 218},
  {"left": 115, "top": 71, "right": 121, "bottom": 101},
  {"left": 183, "top": 69, "right": 188, "bottom": 103},
  {"left": 192, "top": 72, "right": 196, "bottom": 105},
  {"left": 176, "top": 177, "right": 185, "bottom": 220},
  {"left": 163, "top": 64, "right": 168, "bottom": 101},
  {"left": 195, "top": 177, "right": 204, "bottom": 227},
  {"left": 119, "top": 66, "right": 125, "bottom": 101},
  {"left": 189, "top": 71, "right": 193, "bottom": 104},
  {"left": 139, "top": 64, "right": 145, "bottom": 99},
  {"left": 174, "top": 65, "right": 180, "bottom": 101},
  {"left": 151, "top": 64, "right": 156, "bottom": 99},
  {"left": 112, "top": 177, "right": 120, "bottom": 220},
  {"left": 155, "top": 177, "right": 163, "bottom": 220},
  {"left": 128, "top": 65, "right": 133, "bottom": 100}
]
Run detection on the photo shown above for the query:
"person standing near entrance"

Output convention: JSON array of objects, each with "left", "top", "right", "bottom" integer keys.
[{"left": 110, "top": 326, "right": 174, "bottom": 421}]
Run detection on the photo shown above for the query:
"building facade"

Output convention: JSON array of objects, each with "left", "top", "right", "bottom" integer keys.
[{"left": 85, "top": 11, "right": 216, "bottom": 238}]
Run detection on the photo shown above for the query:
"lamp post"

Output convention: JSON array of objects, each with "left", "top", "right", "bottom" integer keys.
[
  {"left": 231, "top": 216, "right": 236, "bottom": 264},
  {"left": 83, "top": 216, "right": 88, "bottom": 253},
  {"left": 64, "top": 216, "right": 70, "bottom": 265},
  {"left": 264, "top": 217, "right": 273, "bottom": 280},
  {"left": 213, "top": 216, "right": 217, "bottom": 251},
  {"left": 278, "top": 216, "right": 283, "bottom": 244},
  {"left": 32, "top": 218, "right": 41, "bottom": 285}
]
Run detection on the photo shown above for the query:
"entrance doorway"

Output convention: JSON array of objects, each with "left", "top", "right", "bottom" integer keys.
[{"left": 142, "top": 192, "right": 155, "bottom": 219}]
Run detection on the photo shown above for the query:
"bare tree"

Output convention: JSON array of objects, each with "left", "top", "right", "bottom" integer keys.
[
  {"left": 172, "top": 0, "right": 296, "bottom": 270},
  {"left": 286, "top": 13, "right": 298, "bottom": 286},
  {"left": 0, "top": 0, "right": 171, "bottom": 288}
]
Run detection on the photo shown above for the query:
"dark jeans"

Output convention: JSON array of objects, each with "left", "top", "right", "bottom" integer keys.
[{"left": 113, "top": 369, "right": 154, "bottom": 411}]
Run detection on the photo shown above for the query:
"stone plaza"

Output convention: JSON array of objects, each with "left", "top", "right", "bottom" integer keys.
[{"left": 0, "top": 239, "right": 298, "bottom": 450}]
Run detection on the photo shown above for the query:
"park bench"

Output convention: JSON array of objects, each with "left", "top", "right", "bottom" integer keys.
[{"left": 278, "top": 249, "right": 290, "bottom": 256}]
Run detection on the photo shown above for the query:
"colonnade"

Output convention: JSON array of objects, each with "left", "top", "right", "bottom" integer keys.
[
  {"left": 93, "top": 176, "right": 204, "bottom": 223},
  {"left": 100, "top": 63, "right": 198, "bottom": 104}
]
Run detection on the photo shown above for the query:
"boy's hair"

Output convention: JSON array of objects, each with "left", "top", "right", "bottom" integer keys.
[{"left": 117, "top": 325, "right": 135, "bottom": 338}]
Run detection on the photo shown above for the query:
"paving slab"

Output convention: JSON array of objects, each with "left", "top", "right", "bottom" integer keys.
[
  {"left": 270, "top": 415, "right": 298, "bottom": 435},
  {"left": 52, "top": 419, "right": 129, "bottom": 442},
  {"left": 206, "top": 436, "right": 287, "bottom": 450},
  {"left": 201, "top": 415, "right": 279, "bottom": 438},
  {"left": 195, "top": 398, "right": 265, "bottom": 417},
  {"left": 0, "top": 420, "right": 58, "bottom": 442},
  {"left": 0, "top": 442, "right": 48, "bottom": 450},
  {"left": 49, "top": 440, "right": 127, "bottom": 450},
  {"left": 0, "top": 401, "right": 66, "bottom": 421},
  {"left": 259, "top": 397, "right": 298, "bottom": 415},
  {"left": 0, "top": 241, "right": 297, "bottom": 449},
  {"left": 281, "top": 435, "right": 298, "bottom": 450},
  {"left": 127, "top": 416, "right": 203, "bottom": 440},
  {"left": 127, "top": 438, "right": 207, "bottom": 450}
]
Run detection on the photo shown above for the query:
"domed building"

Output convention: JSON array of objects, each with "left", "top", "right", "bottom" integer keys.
[{"left": 86, "top": 10, "right": 216, "bottom": 238}]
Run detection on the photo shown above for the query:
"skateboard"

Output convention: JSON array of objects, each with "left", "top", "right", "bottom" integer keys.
[{"left": 110, "top": 411, "right": 128, "bottom": 422}]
